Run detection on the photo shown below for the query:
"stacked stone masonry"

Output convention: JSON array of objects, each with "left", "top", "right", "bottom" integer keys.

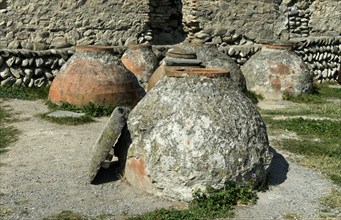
[
  {"left": 0, "top": 0, "right": 340, "bottom": 86},
  {"left": 0, "top": 48, "right": 73, "bottom": 87}
]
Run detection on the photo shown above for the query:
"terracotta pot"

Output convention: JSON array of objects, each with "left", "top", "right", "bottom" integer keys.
[
  {"left": 241, "top": 42, "right": 313, "bottom": 100},
  {"left": 121, "top": 44, "right": 158, "bottom": 89},
  {"left": 147, "top": 64, "right": 166, "bottom": 92},
  {"left": 49, "top": 46, "right": 140, "bottom": 107}
]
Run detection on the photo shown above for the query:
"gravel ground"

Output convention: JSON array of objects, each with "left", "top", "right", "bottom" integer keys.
[{"left": 0, "top": 99, "right": 337, "bottom": 220}]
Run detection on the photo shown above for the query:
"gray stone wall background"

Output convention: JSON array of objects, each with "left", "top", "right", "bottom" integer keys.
[
  {"left": 0, "top": 0, "right": 149, "bottom": 49},
  {"left": 0, "top": 0, "right": 340, "bottom": 86}
]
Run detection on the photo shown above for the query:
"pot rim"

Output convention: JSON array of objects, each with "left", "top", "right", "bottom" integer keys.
[
  {"left": 126, "top": 44, "right": 152, "bottom": 49},
  {"left": 165, "top": 67, "right": 230, "bottom": 78},
  {"left": 75, "top": 45, "right": 114, "bottom": 52}
]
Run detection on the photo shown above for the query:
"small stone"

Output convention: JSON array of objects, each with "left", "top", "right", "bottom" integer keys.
[
  {"left": 22, "top": 59, "right": 29, "bottom": 67},
  {"left": 47, "top": 110, "right": 86, "bottom": 118},
  {"left": 14, "top": 78, "right": 23, "bottom": 86},
  {"left": 6, "top": 56, "right": 15, "bottom": 67},
  {"left": 289, "top": 9, "right": 299, "bottom": 16},
  {"left": 45, "top": 71, "right": 54, "bottom": 80},
  {"left": 10, "top": 67, "right": 23, "bottom": 78},
  {"left": 35, "top": 58, "right": 44, "bottom": 67},
  {"left": 24, "top": 69, "right": 33, "bottom": 77},
  {"left": 0, "top": 76, "right": 15, "bottom": 86},
  {"left": 35, "top": 68, "right": 43, "bottom": 76},
  {"left": 50, "top": 36, "right": 71, "bottom": 49},
  {"left": 22, "top": 75, "right": 31, "bottom": 86},
  {"left": 58, "top": 58, "right": 66, "bottom": 66},
  {"left": 0, "top": 66, "right": 10, "bottom": 79},
  {"left": 34, "top": 77, "right": 47, "bottom": 88},
  {"left": 15, "top": 57, "right": 21, "bottom": 65},
  {"left": 28, "top": 78, "right": 34, "bottom": 87}
]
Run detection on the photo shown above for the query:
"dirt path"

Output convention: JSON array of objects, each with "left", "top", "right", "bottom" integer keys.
[
  {"left": 0, "top": 99, "right": 336, "bottom": 220},
  {"left": 0, "top": 99, "right": 177, "bottom": 220}
]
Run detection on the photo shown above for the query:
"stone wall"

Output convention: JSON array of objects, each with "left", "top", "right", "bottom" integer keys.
[
  {"left": 0, "top": 0, "right": 149, "bottom": 49},
  {"left": 0, "top": 0, "right": 340, "bottom": 86},
  {"left": 0, "top": 48, "right": 73, "bottom": 87},
  {"left": 186, "top": 0, "right": 341, "bottom": 44},
  {"left": 149, "top": 0, "right": 185, "bottom": 44}
]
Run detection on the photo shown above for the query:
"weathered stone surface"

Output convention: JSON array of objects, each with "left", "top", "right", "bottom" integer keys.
[
  {"left": 241, "top": 46, "right": 313, "bottom": 100},
  {"left": 0, "top": 66, "right": 10, "bottom": 79},
  {"left": 89, "top": 107, "right": 130, "bottom": 183},
  {"left": 47, "top": 110, "right": 86, "bottom": 118},
  {"left": 50, "top": 37, "right": 71, "bottom": 49},
  {"left": 126, "top": 74, "right": 273, "bottom": 201}
]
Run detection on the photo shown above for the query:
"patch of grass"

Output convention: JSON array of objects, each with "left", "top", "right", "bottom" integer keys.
[
  {"left": 129, "top": 179, "right": 258, "bottom": 220},
  {"left": 95, "top": 213, "right": 116, "bottom": 220},
  {"left": 283, "top": 213, "right": 302, "bottom": 219},
  {"left": 0, "top": 207, "right": 13, "bottom": 217},
  {"left": 321, "top": 188, "right": 341, "bottom": 210},
  {"left": 264, "top": 117, "right": 340, "bottom": 138},
  {"left": 14, "top": 200, "right": 29, "bottom": 205},
  {"left": 43, "top": 210, "right": 89, "bottom": 220},
  {"left": 46, "top": 101, "right": 116, "bottom": 117},
  {"left": 265, "top": 117, "right": 341, "bottom": 185},
  {"left": 274, "top": 139, "right": 341, "bottom": 185},
  {"left": 38, "top": 113, "right": 94, "bottom": 125},
  {"left": 0, "top": 86, "right": 49, "bottom": 100},
  {"left": 0, "top": 105, "right": 19, "bottom": 155},
  {"left": 283, "top": 83, "right": 341, "bottom": 104},
  {"left": 260, "top": 102, "right": 341, "bottom": 119},
  {"left": 320, "top": 188, "right": 341, "bottom": 219}
]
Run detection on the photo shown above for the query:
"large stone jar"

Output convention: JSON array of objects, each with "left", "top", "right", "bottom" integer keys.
[
  {"left": 241, "top": 42, "right": 313, "bottom": 100},
  {"left": 49, "top": 46, "right": 140, "bottom": 107},
  {"left": 125, "top": 67, "right": 273, "bottom": 201}
]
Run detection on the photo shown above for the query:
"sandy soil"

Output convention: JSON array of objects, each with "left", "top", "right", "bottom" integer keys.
[{"left": 0, "top": 99, "right": 336, "bottom": 220}]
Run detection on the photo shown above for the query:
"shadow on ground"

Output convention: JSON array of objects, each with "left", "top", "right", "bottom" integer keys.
[{"left": 268, "top": 147, "right": 289, "bottom": 185}]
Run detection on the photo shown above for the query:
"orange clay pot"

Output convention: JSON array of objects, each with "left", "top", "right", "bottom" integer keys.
[{"left": 49, "top": 46, "right": 140, "bottom": 107}]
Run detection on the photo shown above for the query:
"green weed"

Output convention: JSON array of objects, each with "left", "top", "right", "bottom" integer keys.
[
  {"left": 283, "top": 83, "right": 341, "bottom": 104},
  {"left": 0, "top": 86, "right": 49, "bottom": 100},
  {"left": 265, "top": 117, "right": 341, "bottom": 185},
  {"left": 43, "top": 210, "right": 88, "bottom": 220},
  {"left": 129, "top": 178, "right": 258, "bottom": 220},
  {"left": 38, "top": 113, "right": 94, "bottom": 125},
  {"left": 46, "top": 101, "right": 116, "bottom": 117},
  {"left": 0, "top": 105, "right": 19, "bottom": 155}
]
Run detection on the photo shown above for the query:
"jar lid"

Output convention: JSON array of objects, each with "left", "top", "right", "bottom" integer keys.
[
  {"left": 165, "top": 67, "right": 230, "bottom": 78},
  {"left": 166, "top": 47, "right": 197, "bottom": 59}
]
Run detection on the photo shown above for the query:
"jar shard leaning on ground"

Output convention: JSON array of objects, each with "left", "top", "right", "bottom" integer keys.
[{"left": 125, "top": 67, "right": 273, "bottom": 201}]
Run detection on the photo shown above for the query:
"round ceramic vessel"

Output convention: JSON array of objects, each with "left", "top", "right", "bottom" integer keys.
[{"left": 49, "top": 46, "right": 140, "bottom": 107}]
